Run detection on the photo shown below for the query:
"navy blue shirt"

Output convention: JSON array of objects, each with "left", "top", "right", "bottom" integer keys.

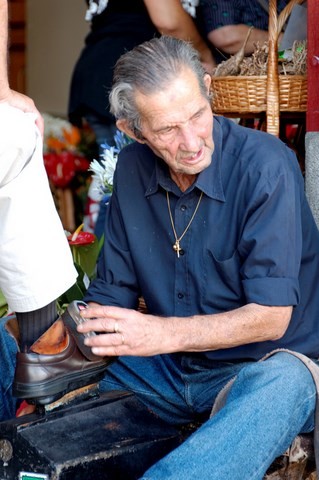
[
  {"left": 85, "top": 116, "right": 319, "bottom": 361},
  {"left": 198, "top": 0, "right": 289, "bottom": 34}
]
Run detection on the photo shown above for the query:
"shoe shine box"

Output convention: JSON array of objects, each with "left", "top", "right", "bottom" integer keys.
[{"left": 0, "top": 391, "right": 185, "bottom": 479}]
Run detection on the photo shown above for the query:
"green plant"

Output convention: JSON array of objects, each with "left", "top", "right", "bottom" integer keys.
[{"left": 57, "top": 224, "right": 104, "bottom": 313}]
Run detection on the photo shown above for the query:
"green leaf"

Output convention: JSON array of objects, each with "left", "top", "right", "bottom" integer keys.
[
  {"left": 0, "top": 289, "right": 9, "bottom": 318},
  {"left": 70, "top": 237, "right": 100, "bottom": 279}
]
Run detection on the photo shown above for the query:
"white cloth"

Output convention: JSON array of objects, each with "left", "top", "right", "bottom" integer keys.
[{"left": 0, "top": 104, "right": 77, "bottom": 312}]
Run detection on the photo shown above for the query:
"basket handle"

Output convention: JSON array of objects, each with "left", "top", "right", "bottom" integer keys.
[
  {"left": 266, "top": 0, "right": 280, "bottom": 136},
  {"left": 266, "top": 0, "right": 306, "bottom": 136}
]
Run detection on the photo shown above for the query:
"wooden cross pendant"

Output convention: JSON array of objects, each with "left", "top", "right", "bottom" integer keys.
[{"left": 173, "top": 240, "right": 181, "bottom": 258}]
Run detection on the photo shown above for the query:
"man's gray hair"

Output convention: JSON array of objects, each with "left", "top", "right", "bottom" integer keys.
[{"left": 109, "top": 36, "right": 209, "bottom": 138}]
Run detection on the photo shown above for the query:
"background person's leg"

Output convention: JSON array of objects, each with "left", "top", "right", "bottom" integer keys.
[{"left": 82, "top": 112, "right": 117, "bottom": 234}]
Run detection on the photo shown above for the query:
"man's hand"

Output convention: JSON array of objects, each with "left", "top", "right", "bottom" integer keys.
[
  {"left": 78, "top": 305, "right": 171, "bottom": 357},
  {"left": 78, "top": 302, "right": 292, "bottom": 358},
  {"left": 0, "top": 88, "right": 44, "bottom": 136}
]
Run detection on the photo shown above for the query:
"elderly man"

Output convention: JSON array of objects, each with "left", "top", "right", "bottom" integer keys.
[{"left": 65, "top": 36, "right": 319, "bottom": 479}]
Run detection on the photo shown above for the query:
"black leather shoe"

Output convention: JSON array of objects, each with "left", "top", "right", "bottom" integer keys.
[{"left": 13, "top": 331, "right": 113, "bottom": 406}]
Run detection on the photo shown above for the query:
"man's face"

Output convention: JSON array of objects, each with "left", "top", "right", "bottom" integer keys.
[{"left": 135, "top": 68, "right": 214, "bottom": 189}]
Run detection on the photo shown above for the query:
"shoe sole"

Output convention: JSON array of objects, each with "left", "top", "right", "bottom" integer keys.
[
  {"left": 62, "top": 301, "right": 104, "bottom": 361},
  {"left": 12, "top": 362, "right": 111, "bottom": 406}
]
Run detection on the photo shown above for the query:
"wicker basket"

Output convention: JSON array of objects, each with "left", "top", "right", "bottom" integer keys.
[
  {"left": 210, "top": 0, "right": 307, "bottom": 136},
  {"left": 211, "top": 75, "right": 307, "bottom": 113}
]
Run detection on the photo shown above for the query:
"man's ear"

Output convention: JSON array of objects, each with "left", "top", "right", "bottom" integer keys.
[
  {"left": 116, "top": 119, "right": 144, "bottom": 143},
  {"left": 204, "top": 73, "right": 212, "bottom": 95}
]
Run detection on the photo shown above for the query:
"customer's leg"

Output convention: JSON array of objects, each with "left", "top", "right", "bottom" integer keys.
[
  {"left": 0, "top": 104, "right": 77, "bottom": 314},
  {"left": 0, "top": 106, "right": 109, "bottom": 405},
  {"left": 0, "top": 317, "right": 18, "bottom": 421},
  {"left": 141, "top": 352, "right": 316, "bottom": 480}
]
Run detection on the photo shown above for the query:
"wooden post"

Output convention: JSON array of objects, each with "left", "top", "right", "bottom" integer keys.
[{"left": 306, "top": 0, "right": 319, "bottom": 133}]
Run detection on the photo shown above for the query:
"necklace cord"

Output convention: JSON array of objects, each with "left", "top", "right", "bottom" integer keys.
[{"left": 166, "top": 191, "right": 203, "bottom": 256}]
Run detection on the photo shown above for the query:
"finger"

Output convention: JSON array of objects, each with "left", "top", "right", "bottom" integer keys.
[
  {"left": 85, "top": 332, "right": 125, "bottom": 349},
  {"left": 35, "top": 112, "right": 44, "bottom": 137},
  {"left": 85, "top": 333, "right": 127, "bottom": 357},
  {"left": 80, "top": 305, "right": 130, "bottom": 320},
  {"left": 77, "top": 318, "right": 117, "bottom": 333},
  {"left": 91, "top": 346, "right": 122, "bottom": 357}
]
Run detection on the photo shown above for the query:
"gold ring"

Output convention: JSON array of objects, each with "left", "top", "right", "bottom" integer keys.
[{"left": 114, "top": 321, "right": 119, "bottom": 334}]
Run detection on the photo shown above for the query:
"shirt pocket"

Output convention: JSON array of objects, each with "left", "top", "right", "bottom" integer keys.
[{"left": 201, "top": 248, "right": 245, "bottom": 309}]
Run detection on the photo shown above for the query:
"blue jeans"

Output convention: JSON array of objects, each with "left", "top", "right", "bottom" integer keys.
[
  {"left": 100, "top": 352, "right": 317, "bottom": 480},
  {"left": 0, "top": 317, "right": 18, "bottom": 421},
  {"left": 0, "top": 319, "right": 316, "bottom": 478}
]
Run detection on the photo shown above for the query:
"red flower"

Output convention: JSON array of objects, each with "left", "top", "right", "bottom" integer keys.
[
  {"left": 74, "top": 155, "right": 90, "bottom": 172},
  {"left": 44, "top": 152, "right": 90, "bottom": 188},
  {"left": 67, "top": 231, "right": 95, "bottom": 246}
]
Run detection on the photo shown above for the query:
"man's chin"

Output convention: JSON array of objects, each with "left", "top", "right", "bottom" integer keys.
[{"left": 181, "top": 156, "right": 212, "bottom": 175}]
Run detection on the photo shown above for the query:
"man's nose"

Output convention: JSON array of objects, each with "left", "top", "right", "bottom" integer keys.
[{"left": 179, "top": 124, "right": 199, "bottom": 152}]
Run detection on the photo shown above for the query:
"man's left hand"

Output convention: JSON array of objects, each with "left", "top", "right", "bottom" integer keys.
[{"left": 78, "top": 305, "right": 172, "bottom": 357}]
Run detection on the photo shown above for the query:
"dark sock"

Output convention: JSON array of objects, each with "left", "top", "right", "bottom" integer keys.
[{"left": 16, "top": 301, "right": 58, "bottom": 352}]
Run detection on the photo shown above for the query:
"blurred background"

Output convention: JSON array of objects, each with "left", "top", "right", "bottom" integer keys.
[{"left": 8, "top": 0, "right": 89, "bottom": 117}]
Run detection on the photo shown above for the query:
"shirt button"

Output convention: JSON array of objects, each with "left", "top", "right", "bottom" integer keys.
[
  {"left": 180, "top": 205, "right": 187, "bottom": 212},
  {"left": 179, "top": 249, "right": 185, "bottom": 256},
  {"left": 178, "top": 293, "right": 184, "bottom": 299}
]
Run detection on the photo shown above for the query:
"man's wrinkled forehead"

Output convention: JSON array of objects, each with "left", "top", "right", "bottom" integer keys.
[{"left": 133, "top": 68, "right": 207, "bottom": 120}]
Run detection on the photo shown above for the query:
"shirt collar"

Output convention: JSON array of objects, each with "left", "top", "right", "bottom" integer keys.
[{"left": 145, "top": 116, "right": 225, "bottom": 202}]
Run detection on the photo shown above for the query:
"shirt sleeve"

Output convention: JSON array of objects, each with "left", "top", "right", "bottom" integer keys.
[
  {"left": 239, "top": 145, "right": 303, "bottom": 307},
  {"left": 198, "top": 0, "right": 277, "bottom": 34},
  {"left": 199, "top": 0, "right": 243, "bottom": 32},
  {"left": 84, "top": 186, "right": 140, "bottom": 308}
]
